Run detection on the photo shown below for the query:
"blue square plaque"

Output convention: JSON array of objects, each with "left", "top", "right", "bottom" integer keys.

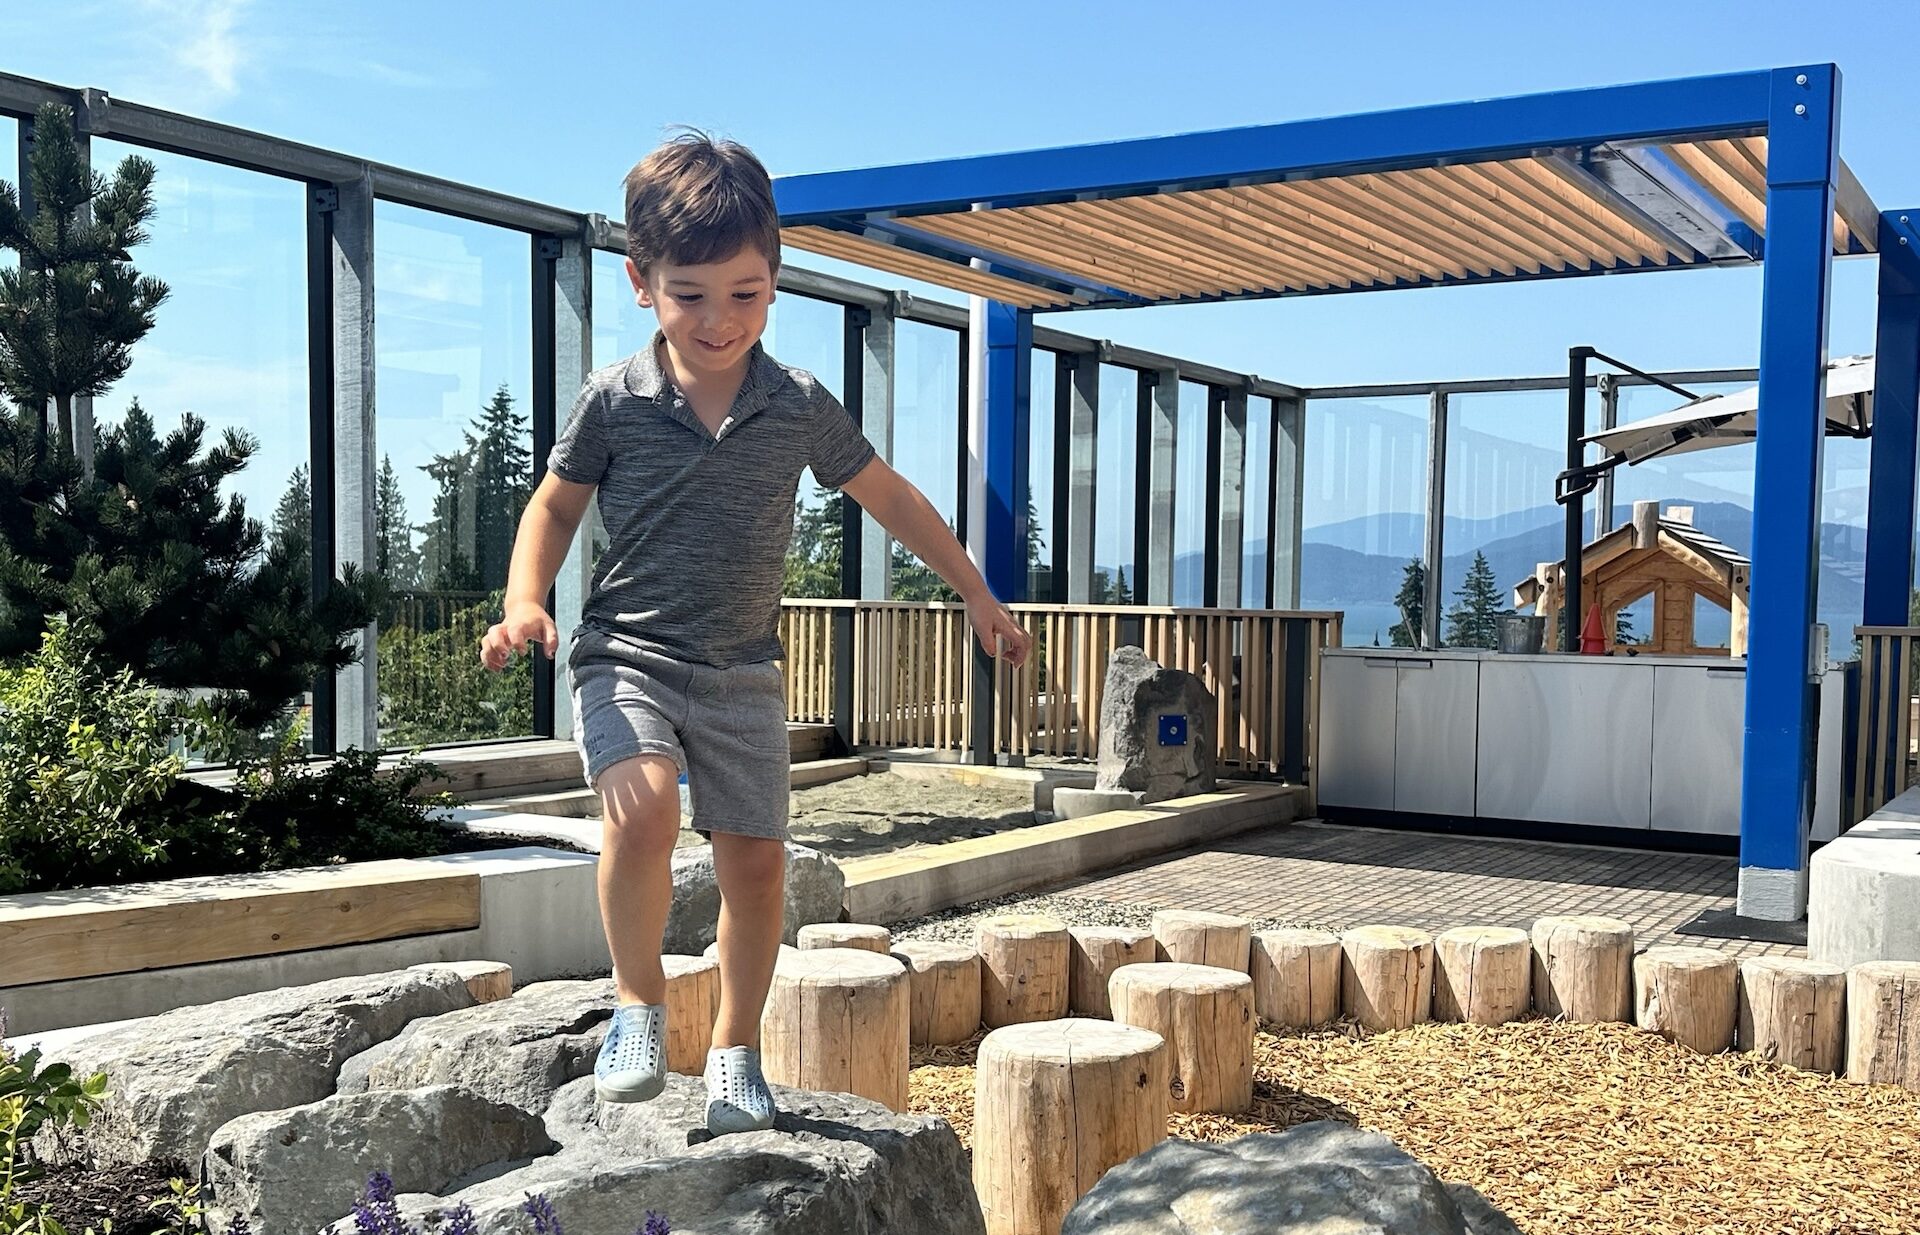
[{"left": 1158, "top": 714, "right": 1188, "bottom": 747}]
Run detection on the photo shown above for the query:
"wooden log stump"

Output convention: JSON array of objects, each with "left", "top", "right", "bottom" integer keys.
[
  {"left": 1738, "top": 957, "right": 1846, "bottom": 1073},
  {"left": 1633, "top": 945, "right": 1738, "bottom": 1054},
  {"left": 1340, "top": 926, "right": 1434, "bottom": 1032},
  {"left": 1250, "top": 929, "right": 1342, "bottom": 1028},
  {"left": 1530, "top": 915, "right": 1634, "bottom": 1023},
  {"left": 1068, "top": 926, "right": 1155, "bottom": 1018},
  {"left": 891, "top": 940, "right": 982, "bottom": 1046},
  {"left": 1108, "top": 962, "right": 1254, "bottom": 1114},
  {"left": 1151, "top": 910, "right": 1253, "bottom": 971},
  {"left": 760, "top": 947, "right": 910, "bottom": 1110},
  {"left": 1846, "top": 961, "right": 1920, "bottom": 1089},
  {"left": 663, "top": 953, "right": 720, "bottom": 1074},
  {"left": 1432, "top": 927, "right": 1530, "bottom": 1026},
  {"left": 407, "top": 960, "right": 512, "bottom": 1004},
  {"left": 973, "top": 1019, "right": 1168, "bottom": 1235},
  {"left": 797, "top": 922, "right": 893, "bottom": 954},
  {"left": 977, "top": 915, "right": 1070, "bottom": 1028}
]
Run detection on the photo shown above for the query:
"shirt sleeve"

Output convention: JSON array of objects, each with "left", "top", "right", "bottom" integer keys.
[
  {"left": 547, "top": 382, "right": 610, "bottom": 485},
  {"left": 809, "top": 382, "right": 877, "bottom": 490}
]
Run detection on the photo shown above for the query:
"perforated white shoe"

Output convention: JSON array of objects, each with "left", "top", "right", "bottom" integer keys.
[
  {"left": 594, "top": 1003, "right": 667, "bottom": 1103},
  {"left": 704, "top": 1045, "right": 777, "bottom": 1133}
]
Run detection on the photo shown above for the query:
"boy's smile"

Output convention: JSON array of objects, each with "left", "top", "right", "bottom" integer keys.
[{"left": 630, "top": 247, "right": 776, "bottom": 386}]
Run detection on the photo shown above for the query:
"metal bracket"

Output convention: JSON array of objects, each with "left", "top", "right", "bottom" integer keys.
[
  {"left": 847, "top": 305, "right": 873, "bottom": 330},
  {"left": 1096, "top": 339, "right": 1115, "bottom": 364},
  {"left": 887, "top": 289, "right": 913, "bottom": 318},
  {"left": 535, "top": 236, "right": 563, "bottom": 262},
  {"left": 311, "top": 186, "right": 339, "bottom": 214},
  {"left": 586, "top": 212, "right": 615, "bottom": 250},
  {"left": 75, "top": 87, "right": 111, "bottom": 135}
]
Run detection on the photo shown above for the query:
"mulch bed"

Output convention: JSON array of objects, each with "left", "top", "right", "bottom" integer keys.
[
  {"left": 910, "top": 1018, "right": 1919, "bottom": 1235},
  {"left": 11, "top": 1157, "right": 195, "bottom": 1235}
]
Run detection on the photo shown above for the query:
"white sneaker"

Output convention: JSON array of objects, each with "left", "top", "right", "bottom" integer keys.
[
  {"left": 704, "top": 1045, "right": 777, "bottom": 1133},
  {"left": 594, "top": 1003, "right": 667, "bottom": 1103}
]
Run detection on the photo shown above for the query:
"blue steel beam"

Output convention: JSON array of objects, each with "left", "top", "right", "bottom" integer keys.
[
  {"left": 775, "top": 69, "right": 1775, "bottom": 225},
  {"left": 1862, "top": 210, "right": 1920, "bottom": 625},
  {"left": 1738, "top": 65, "right": 1840, "bottom": 922},
  {"left": 979, "top": 303, "right": 1032, "bottom": 604}
]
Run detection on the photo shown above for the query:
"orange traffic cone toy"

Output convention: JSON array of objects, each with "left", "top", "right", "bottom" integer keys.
[{"left": 1579, "top": 603, "right": 1607, "bottom": 655}]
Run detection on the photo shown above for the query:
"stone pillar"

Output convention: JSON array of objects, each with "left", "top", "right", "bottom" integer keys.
[{"left": 1066, "top": 353, "right": 1099, "bottom": 603}]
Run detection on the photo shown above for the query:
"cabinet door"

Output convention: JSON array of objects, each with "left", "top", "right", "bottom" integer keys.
[
  {"left": 1476, "top": 660, "right": 1654, "bottom": 829},
  {"left": 1651, "top": 664, "right": 1745, "bottom": 835},
  {"left": 1394, "top": 659, "right": 1479, "bottom": 816},
  {"left": 1317, "top": 656, "right": 1398, "bottom": 811}
]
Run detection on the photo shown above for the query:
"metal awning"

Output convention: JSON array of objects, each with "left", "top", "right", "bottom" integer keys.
[
  {"left": 773, "top": 71, "right": 1880, "bottom": 312},
  {"left": 1585, "top": 353, "right": 1876, "bottom": 463}
]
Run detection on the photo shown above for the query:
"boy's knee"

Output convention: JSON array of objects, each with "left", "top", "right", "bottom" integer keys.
[
  {"left": 598, "top": 755, "right": 682, "bottom": 849},
  {"left": 715, "top": 834, "right": 787, "bottom": 887}
]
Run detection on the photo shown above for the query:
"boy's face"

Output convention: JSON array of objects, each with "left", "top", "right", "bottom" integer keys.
[{"left": 629, "top": 247, "right": 776, "bottom": 380}]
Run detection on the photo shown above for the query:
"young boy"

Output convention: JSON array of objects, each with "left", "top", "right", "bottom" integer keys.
[{"left": 480, "top": 132, "right": 1032, "bottom": 1135}]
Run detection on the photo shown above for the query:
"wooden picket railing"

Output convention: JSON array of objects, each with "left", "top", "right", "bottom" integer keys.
[
  {"left": 1853, "top": 627, "right": 1920, "bottom": 821},
  {"left": 777, "top": 599, "right": 1342, "bottom": 783}
]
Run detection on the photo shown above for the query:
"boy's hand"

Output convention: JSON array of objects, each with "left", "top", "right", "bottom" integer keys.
[
  {"left": 481, "top": 601, "right": 558, "bottom": 671},
  {"left": 969, "top": 600, "right": 1033, "bottom": 668}
]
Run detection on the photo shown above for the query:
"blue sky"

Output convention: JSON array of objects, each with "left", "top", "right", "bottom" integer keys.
[{"left": 6, "top": 1, "right": 1919, "bottom": 628}]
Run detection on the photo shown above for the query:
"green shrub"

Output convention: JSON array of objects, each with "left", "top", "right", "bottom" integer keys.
[
  {"left": 0, "top": 622, "right": 192, "bottom": 893},
  {"left": 378, "top": 589, "right": 533, "bottom": 746}
]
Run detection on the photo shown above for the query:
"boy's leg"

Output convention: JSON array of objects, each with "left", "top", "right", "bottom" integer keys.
[
  {"left": 596, "top": 753, "right": 682, "bottom": 1006},
  {"left": 709, "top": 832, "right": 788, "bottom": 1047}
]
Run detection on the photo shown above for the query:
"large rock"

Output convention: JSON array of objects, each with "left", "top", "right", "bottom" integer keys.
[
  {"left": 664, "top": 842, "right": 845, "bottom": 954},
  {"left": 329, "top": 1074, "right": 984, "bottom": 1235},
  {"left": 44, "top": 968, "right": 476, "bottom": 1166},
  {"left": 203, "top": 1085, "right": 556, "bottom": 1235},
  {"left": 350, "top": 979, "right": 615, "bottom": 1111},
  {"left": 1094, "top": 646, "right": 1216, "bottom": 803},
  {"left": 1061, "top": 1122, "right": 1520, "bottom": 1235}
]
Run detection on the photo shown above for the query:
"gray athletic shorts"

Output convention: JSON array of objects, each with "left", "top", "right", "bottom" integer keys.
[{"left": 568, "top": 627, "right": 791, "bottom": 841}]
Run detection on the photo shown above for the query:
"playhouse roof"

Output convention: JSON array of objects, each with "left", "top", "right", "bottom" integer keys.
[{"left": 1513, "top": 512, "right": 1751, "bottom": 611}]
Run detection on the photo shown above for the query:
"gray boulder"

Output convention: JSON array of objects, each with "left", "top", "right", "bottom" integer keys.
[
  {"left": 1094, "top": 646, "right": 1216, "bottom": 803},
  {"left": 1061, "top": 1122, "right": 1521, "bottom": 1235},
  {"left": 203, "top": 1085, "right": 556, "bottom": 1235},
  {"left": 44, "top": 968, "right": 475, "bottom": 1166},
  {"left": 352, "top": 979, "right": 615, "bottom": 1111},
  {"left": 665, "top": 842, "right": 845, "bottom": 953},
  {"left": 331, "top": 1073, "right": 984, "bottom": 1235}
]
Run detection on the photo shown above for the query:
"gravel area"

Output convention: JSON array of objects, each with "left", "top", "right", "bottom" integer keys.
[{"left": 889, "top": 888, "right": 1339, "bottom": 944}]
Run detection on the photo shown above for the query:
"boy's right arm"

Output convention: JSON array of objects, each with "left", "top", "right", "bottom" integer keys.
[{"left": 480, "top": 473, "right": 596, "bottom": 671}]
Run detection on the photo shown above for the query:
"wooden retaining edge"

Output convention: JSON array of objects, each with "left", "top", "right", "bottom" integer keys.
[
  {"left": 839, "top": 783, "right": 1305, "bottom": 925},
  {"left": 0, "top": 860, "right": 482, "bottom": 986},
  {"left": 472, "top": 756, "right": 874, "bottom": 817}
]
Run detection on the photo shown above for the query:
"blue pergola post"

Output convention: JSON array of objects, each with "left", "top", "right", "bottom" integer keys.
[
  {"left": 1862, "top": 212, "right": 1920, "bottom": 626},
  {"left": 967, "top": 298, "right": 1032, "bottom": 764},
  {"left": 1737, "top": 66, "right": 1841, "bottom": 920}
]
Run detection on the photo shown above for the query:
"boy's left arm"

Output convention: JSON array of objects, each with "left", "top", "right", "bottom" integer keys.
[{"left": 840, "top": 459, "right": 1033, "bottom": 668}]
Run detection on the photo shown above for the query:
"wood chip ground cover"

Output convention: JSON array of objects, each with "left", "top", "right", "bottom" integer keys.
[{"left": 909, "top": 1018, "right": 1918, "bottom": 1234}]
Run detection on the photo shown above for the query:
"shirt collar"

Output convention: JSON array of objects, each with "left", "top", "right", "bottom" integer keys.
[{"left": 624, "top": 330, "right": 781, "bottom": 425}]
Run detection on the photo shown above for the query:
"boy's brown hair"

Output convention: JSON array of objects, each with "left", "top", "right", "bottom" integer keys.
[{"left": 623, "top": 129, "right": 781, "bottom": 276}]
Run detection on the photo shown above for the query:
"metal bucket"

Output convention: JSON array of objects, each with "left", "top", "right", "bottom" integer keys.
[{"left": 1496, "top": 614, "right": 1546, "bottom": 655}]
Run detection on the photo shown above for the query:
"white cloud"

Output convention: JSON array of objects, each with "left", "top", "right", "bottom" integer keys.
[{"left": 116, "top": 0, "right": 258, "bottom": 112}]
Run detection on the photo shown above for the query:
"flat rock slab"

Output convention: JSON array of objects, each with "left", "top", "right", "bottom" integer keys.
[
  {"left": 44, "top": 967, "right": 476, "bottom": 1166},
  {"left": 204, "top": 1084, "right": 555, "bottom": 1235},
  {"left": 1061, "top": 1121, "right": 1520, "bottom": 1235},
  {"left": 351, "top": 979, "right": 616, "bottom": 1111},
  {"left": 335, "top": 1074, "right": 985, "bottom": 1235}
]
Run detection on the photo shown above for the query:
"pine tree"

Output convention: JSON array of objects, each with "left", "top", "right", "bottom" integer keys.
[
  {"left": 1391, "top": 558, "right": 1426, "bottom": 648},
  {"left": 0, "top": 103, "right": 169, "bottom": 458},
  {"left": 417, "top": 385, "right": 529, "bottom": 594},
  {"left": 783, "top": 490, "right": 842, "bottom": 598},
  {"left": 269, "top": 462, "right": 311, "bottom": 578},
  {"left": 0, "top": 402, "right": 384, "bottom": 733},
  {"left": 375, "top": 455, "right": 420, "bottom": 588},
  {"left": 1443, "top": 551, "right": 1509, "bottom": 650}
]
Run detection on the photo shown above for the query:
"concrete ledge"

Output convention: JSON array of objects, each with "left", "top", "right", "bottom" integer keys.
[
  {"left": 838, "top": 782, "right": 1304, "bottom": 925},
  {"left": 1810, "top": 785, "right": 1920, "bottom": 967},
  {"left": 0, "top": 848, "right": 608, "bottom": 1035}
]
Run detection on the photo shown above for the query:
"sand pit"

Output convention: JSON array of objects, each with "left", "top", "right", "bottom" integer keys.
[{"left": 908, "top": 1017, "right": 1920, "bottom": 1235}]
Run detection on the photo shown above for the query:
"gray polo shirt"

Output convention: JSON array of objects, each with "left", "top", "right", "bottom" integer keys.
[{"left": 548, "top": 334, "right": 875, "bottom": 668}]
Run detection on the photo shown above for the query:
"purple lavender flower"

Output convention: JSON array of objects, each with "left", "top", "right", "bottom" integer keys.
[
  {"left": 639, "top": 1213, "right": 671, "bottom": 1235},
  {"left": 353, "top": 1171, "right": 405, "bottom": 1235},
  {"left": 520, "top": 1192, "right": 564, "bottom": 1235},
  {"left": 436, "top": 1204, "right": 480, "bottom": 1235}
]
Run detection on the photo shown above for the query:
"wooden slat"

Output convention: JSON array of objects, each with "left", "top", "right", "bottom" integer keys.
[
  {"left": 1435, "top": 164, "right": 1602, "bottom": 270},
  {"left": 782, "top": 226, "right": 1066, "bottom": 309},
  {"left": 1277, "top": 177, "right": 1485, "bottom": 278},
  {"left": 1390, "top": 166, "right": 1569, "bottom": 273},
  {"left": 0, "top": 862, "right": 482, "bottom": 986},
  {"left": 1509, "top": 158, "right": 1679, "bottom": 263},
  {"left": 1337, "top": 171, "right": 1532, "bottom": 277},
  {"left": 1661, "top": 143, "right": 1768, "bottom": 234},
  {"left": 912, "top": 208, "right": 1206, "bottom": 300},
  {"left": 1062, "top": 198, "right": 1269, "bottom": 294},
  {"left": 1173, "top": 187, "right": 1413, "bottom": 286},
  {"left": 1004, "top": 199, "right": 1266, "bottom": 294},
  {"left": 1132, "top": 190, "right": 1363, "bottom": 291}
]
